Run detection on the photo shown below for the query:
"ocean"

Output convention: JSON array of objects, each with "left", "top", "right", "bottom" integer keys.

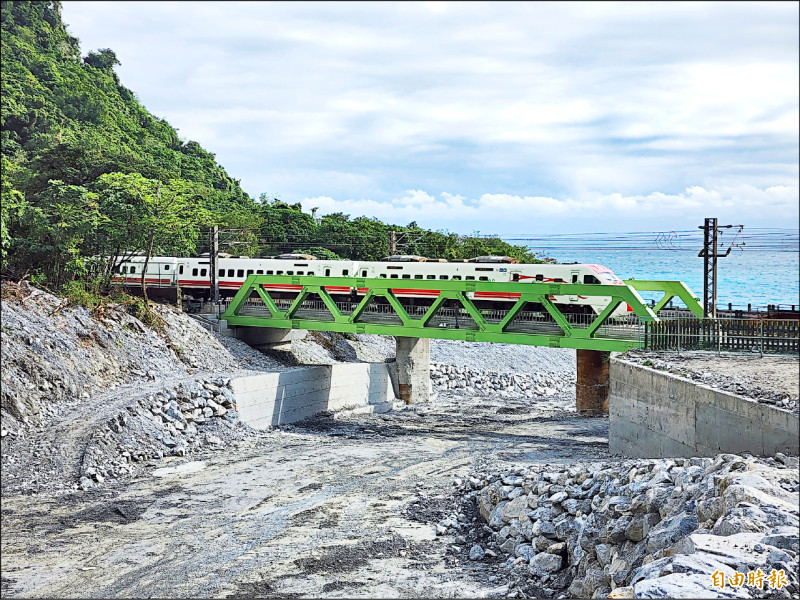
[{"left": 524, "top": 247, "right": 799, "bottom": 310}]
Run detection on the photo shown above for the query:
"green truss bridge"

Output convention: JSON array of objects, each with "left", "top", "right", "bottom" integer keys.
[
  {"left": 220, "top": 275, "right": 703, "bottom": 353},
  {"left": 216, "top": 275, "right": 710, "bottom": 411},
  {"left": 215, "top": 275, "right": 796, "bottom": 412}
]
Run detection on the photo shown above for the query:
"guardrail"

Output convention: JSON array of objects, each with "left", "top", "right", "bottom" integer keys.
[{"left": 645, "top": 316, "right": 799, "bottom": 354}]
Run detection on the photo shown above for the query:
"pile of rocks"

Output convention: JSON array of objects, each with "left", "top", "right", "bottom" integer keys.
[
  {"left": 471, "top": 453, "right": 799, "bottom": 598},
  {"left": 0, "top": 283, "right": 254, "bottom": 434},
  {"left": 429, "top": 362, "right": 572, "bottom": 398},
  {"left": 78, "top": 376, "right": 242, "bottom": 490}
]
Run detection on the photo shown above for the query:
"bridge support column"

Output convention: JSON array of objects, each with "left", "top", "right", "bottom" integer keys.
[
  {"left": 394, "top": 337, "right": 431, "bottom": 404},
  {"left": 576, "top": 349, "right": 610, "bottom": 415}
]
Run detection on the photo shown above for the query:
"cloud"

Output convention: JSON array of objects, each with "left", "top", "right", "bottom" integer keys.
[
  {"left": 61, "top": 1, "right": 799, "bottom": 233},
  {"left": 300, "top": 184, "right": 799, "bottom": 233}
]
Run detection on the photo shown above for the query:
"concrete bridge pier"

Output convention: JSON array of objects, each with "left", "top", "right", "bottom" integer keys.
[
  {"left": 576, "top": 349, "right": 610, "bottom": 415},
  {"left": 392, "top": 337, "right": 431, "bottom": 404}
]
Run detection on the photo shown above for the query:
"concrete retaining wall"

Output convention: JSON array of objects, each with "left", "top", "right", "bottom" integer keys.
[
  {"left": 231, "top": 363, "right": 396, "bottom": 429},
  {"left": 609, "top": 358, "right": 799, "bottom": 458}
]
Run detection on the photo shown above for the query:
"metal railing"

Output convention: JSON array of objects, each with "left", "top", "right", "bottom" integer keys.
[{"left": 645, "top": 316, "right": 799, "bottom": 355}]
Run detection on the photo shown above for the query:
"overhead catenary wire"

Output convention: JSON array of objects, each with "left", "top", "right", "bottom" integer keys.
[{"left": 206, "top": 227, "right": 799, "bottom": 253}]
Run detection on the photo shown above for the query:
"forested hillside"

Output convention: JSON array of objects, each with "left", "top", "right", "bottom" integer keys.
[{"left": 1, "top": 0, "right": 540, "bottom": 297}]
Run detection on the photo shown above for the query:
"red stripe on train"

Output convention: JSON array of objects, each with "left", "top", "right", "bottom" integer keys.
[{"left": 474, "top": 292, "right": 522, "bottom": 299}]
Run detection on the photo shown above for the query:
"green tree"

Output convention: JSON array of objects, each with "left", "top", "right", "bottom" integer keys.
[
  {"left": 12, "top": 179, "right": 106, "bottom": 287},
  {"left": 93, "top": 172, "right": 210, "bottom": 302},
  {"left": 83, "top": 48, "right": 119, "bottom": 72},
  {"left": 296, "top": 246, "right": 340, "bottom": 260}
]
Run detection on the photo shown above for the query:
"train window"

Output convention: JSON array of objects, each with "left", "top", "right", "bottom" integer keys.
[
  {"left": 200, "top": 269, "right": 207, "bottom": 276},
  {"left": 164, "top": 265, "right": 170, "bottom": 271},
  {"left": 120, "top": 266, "right": 127, "bottom": 274},
  {"left": 572, "top": 274, "right": 578, "bottom": 283},
  {"left": 402, "top": 274, "right": 411, "bottom": 279},
  {"left": 426, "top": 275, "right": 436, "bottom": 280},
  {"left": 535, "top": 274, "right": 543, "bottom": 281},
  {"left": 390, "top": 274, "right": 399, "bottom": 279},
  {"left": 414, "top": 274, "right": 423, "bottom": 279},
  {"left": 218, "top": 269, "right": 225, "bottom": 277},
  {"left": 439, "top": 275, "right": 448, "bottom": 280},
  {"left": 325, "top": 268, "right": 331, "bottom": 276},
  {"left": 227, "top": 269, "right": 234, "bottom": 277},
  {"left": 266, "top": 270, "right": 273, "bottom": 275},
  {"left": 247, "top": 269, "right": 254, "bottom": 276},
  {"left": 512, "top": 273, "right": 520, "bottom": 281},
  {"left": 178, "top": 266, "right": 183, "bottom": 275},
  {"left": 465, "top": 276, "right": 475, "bottom": 281},
  {"left": 276, "top": 270, "right": 283, "bottom": 275},
  {"left": 307, "top": 271, "right": 314, "bottom": 276},
  {"left": 361, "top": 270, "right": 367, "bottom": 277},
  {"left": 286, "top": 270, "right": 294, "bottom": 275},
  {"left": 192, "top": 268, "right": 198, "bottom": 276},
  {"left": 296, "top": 271, "right": 303, "bottom": 275},
  {"left": 452, "top": 275, "right": 461, "bottom": 280},
  {"left": 584, "top": 275, "right": 600, "bottom": 284},
  {"left": 256, "top": 269, "right": 263, "bottom": 275},
  {"left": 131, "top": 267, "right": 136, "bottom": 274},
  {"left": 379, "top": 273, "right": 387, "bottom": 278},
  {"left": 237, "top": 269, "right": 244, "bottom": 277},
  {"left": 342, "top": 269, "right": 349, "bottom": 276},
  {"left": 479, "top": 276, "right": 489, "bottom": 281}
]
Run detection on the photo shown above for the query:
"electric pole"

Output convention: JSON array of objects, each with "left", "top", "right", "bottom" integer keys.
[
  {"left": 698, "top": 218, "right": 743, "bottom": 318},
  {"left": 209, "top": 225, "right": 219, "bottom": 305},
  {"left": 388, "top": 230, "right": 397, "bottom": 255}
]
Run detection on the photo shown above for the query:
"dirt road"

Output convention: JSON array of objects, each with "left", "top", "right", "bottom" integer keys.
[{"left": 1, "top": 393, "right": 607, "bottom": 598}]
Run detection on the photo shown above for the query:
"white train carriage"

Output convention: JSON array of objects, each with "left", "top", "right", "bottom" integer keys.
[
  {"left": 112, "top": 255, "right": 632, "bottom": 317},
  {"left": 111, "top": 256, "right": 179, "bottom": 287}
]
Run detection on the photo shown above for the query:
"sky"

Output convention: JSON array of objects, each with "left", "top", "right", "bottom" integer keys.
[{"left": 61, "top": 1, "right": 799, "bottom": 237}]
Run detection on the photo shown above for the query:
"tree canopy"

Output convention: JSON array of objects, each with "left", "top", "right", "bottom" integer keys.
[{"left": 1, "top": 0, "right": 541, "bottom": 295}]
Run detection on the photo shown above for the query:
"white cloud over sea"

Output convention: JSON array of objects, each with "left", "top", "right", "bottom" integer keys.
[
  {"left": 303, "top": 183, "right": 799, "bottom": 233},
  {"left": 61, "top": 1, "right": 799, "bottom": 234}
]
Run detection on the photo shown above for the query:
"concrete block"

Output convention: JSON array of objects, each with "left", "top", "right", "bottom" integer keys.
[
  {"left": 231, "top": 362, "right": 398, "bottom": 429},
  {"left": 609, "top": 357, "right": 797, "bottom": 459}
]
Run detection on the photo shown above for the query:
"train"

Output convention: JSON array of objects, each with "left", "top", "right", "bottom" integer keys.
[{"left": 111, "top": 253, "right": 632, "bottom": 317}]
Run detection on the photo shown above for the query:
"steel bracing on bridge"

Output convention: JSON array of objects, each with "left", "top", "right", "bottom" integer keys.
[{"left": 220, "top": 275, "right": 704, "bottom": 352}]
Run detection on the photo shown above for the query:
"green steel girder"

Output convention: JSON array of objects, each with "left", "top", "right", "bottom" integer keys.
[
  {"left": 220, "top": 274, "right": 666, "bottom": 351},
  {"left": 623, "top": 279, "right": 704, "bottom": 318}
]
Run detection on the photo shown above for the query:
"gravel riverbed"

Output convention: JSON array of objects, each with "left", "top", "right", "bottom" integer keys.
[{"left": 1, "top": 283, "right": 797, "bottom": 599}]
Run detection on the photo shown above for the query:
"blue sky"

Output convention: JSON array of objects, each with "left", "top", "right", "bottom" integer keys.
[{"left": 62, "top": 1, "right": 798, "bottom": 236}]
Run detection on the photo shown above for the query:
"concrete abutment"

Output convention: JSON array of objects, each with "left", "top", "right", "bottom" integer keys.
[{"left": 609, "top": 357, "right": 799, "bottom": 458}]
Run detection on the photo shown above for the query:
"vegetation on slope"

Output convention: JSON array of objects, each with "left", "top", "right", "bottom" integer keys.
[{"left": 1, "top": 1, "right": 540, "bottom": 300}]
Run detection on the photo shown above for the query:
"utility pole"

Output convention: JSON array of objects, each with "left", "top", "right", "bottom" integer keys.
[
  {"left": 209, "top": 225, "right": 219, "bottom": 306},
  {"left": 388, "top": 230, "right": 397, "bottom": 255},
  {"left": 698, "top": 218, "right": 744, "bottom": 318}
]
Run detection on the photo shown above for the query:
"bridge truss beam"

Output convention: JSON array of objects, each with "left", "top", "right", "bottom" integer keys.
[
  {"left": 221, "top": 276, "right": 661, "bottom": 352},
  {"left": 623, "top": 280, "right": 704, "bottom": 317}
]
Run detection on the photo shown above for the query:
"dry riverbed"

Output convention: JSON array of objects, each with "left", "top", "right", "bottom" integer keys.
[
  {"left": 2, "top": 286, "right": 797, "bottom": 599},
  {"left": 1, "top": 393, "right": 605, "bottom": 598}
]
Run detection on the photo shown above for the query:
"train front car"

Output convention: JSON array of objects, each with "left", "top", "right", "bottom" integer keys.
[
  {"left": 507, "top": 262, "right": 632, "bottom": 318},
  {"left": 584, "top": 264, "right": 633, "bottom": 318}
]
